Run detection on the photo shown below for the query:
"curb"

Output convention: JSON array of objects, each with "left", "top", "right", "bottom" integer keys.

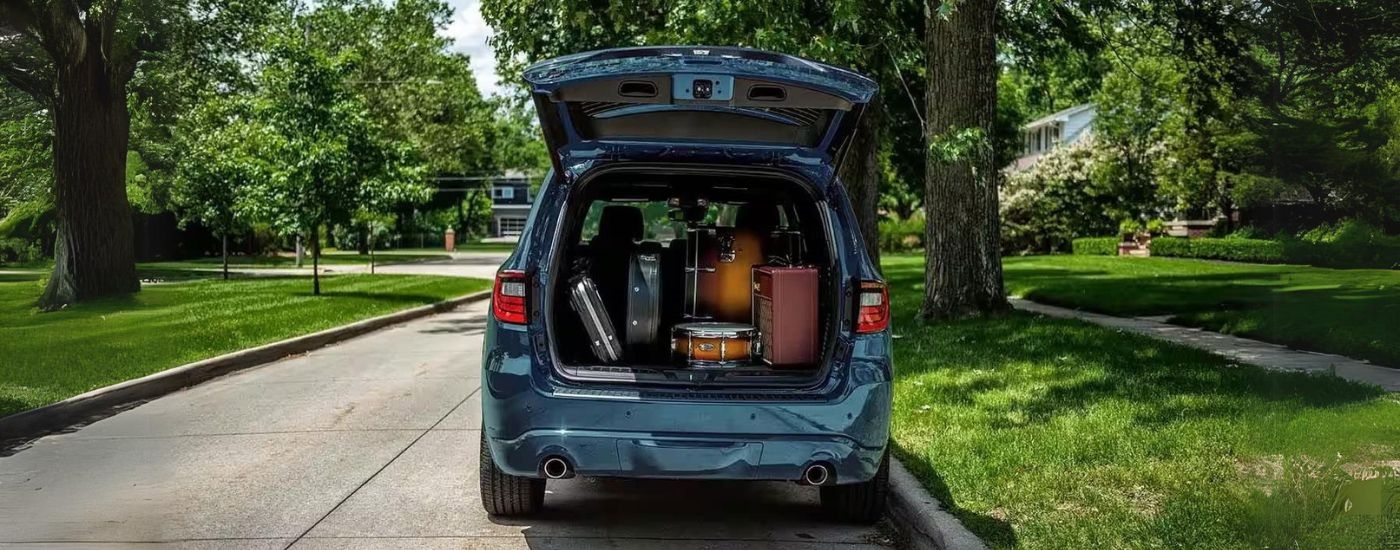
[
  {"left": 0, "top": 290, "right": 492, "bottom": 450},
  {"left": 887, "top": 458, "right": 989, "bottom": 550}
]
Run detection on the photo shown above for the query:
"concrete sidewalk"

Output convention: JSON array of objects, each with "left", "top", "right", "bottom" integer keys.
[
  {"left": 1011, "top": 298, "right": 1400, "bottom": 391},
  {"left": 0, "top": 300, "right": 889, "bottom": 549}
]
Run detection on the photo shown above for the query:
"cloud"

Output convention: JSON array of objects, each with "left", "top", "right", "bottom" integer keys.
[{"left": 443, "top": 0, "right": 504, "bottom": 97}]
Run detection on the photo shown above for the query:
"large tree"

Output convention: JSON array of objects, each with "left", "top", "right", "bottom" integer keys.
[
  {"left": 0, "top": 0, "right": 286, "bottom": 307},
  {"left": 0, "top": 0, "right": 152, "bottom": 307},
  {"left": 240, "top": 37, "right": 428, "bottom": 295},
  {"left": 921, "top": 0, "right": 1008, "bottom": 320},
  {"left": 172, "top": 97, "right": 270, "bottom": 280}
]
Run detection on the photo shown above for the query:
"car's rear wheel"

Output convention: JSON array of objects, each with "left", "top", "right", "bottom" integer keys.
[
  {"left": 820, "top": 451, "right": 889, "bottom": 523},
  {"left": 479, "top": 430, "right": 545, "bottom": 516}
]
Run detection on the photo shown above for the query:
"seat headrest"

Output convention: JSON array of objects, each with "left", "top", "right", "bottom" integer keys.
[
  {"left": 735, "top": 204, "right": 780, "bottom": 232},
  {"left": 596, "top": 205, "right": 644, "bottom": 243}
]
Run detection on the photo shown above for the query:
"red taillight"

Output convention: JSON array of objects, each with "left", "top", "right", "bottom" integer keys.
[
  {"left": 492, "top": 269, "right": 529, "bottom": 324},
  {"left": 855, "top": 280, "right": 889, "bottom": 334}
]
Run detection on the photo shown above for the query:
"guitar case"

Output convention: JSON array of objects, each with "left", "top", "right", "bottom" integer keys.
[
  {"left": 567, "top": 273, "right": 624, "bottom": 363},
  {"left": 626, "top": 243, "right": 663, "bottom": 352}
]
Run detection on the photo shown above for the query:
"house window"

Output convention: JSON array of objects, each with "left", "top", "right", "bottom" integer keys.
[
  {"left": 1050, "top": 125, "right": 1061, "bottom": 145},
  {"left": 492, "top": 186, "right": 515, "bottom": 200}
]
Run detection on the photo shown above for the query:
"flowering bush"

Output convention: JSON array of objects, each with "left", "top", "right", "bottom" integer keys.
[{"left": 1001, "top": 139, "right": 1121, "bottom": 254}]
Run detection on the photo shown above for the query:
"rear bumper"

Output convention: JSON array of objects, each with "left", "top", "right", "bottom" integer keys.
[
  {"left": 487, "top": 428, "right": 886, "bottom": 483},
  {"left": 482, "top": 315, "right": 893, "bottom": 484}
]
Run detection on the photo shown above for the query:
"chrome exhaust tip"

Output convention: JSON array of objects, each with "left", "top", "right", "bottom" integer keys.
[
  {"left": 802, "top": 463, "right": 831, "bottom": 486},
  {"left": 541, "top": 456, "right": 573, "bottom": 479}
]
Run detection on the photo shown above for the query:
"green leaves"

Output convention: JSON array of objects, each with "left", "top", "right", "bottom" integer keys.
[{"left": 927, "top": 126, "right": 990, "bottom": 166}]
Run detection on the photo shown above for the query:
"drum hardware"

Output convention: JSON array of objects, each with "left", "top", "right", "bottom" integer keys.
[
  {"left": 768, "top": 226, "right": 804, "bottom": 266},
  {"left": 718, "top": 233, "right": 736, "bottom": 262},
  {"left": 682, "top": 225, "right": 713, "bottom": 320}
]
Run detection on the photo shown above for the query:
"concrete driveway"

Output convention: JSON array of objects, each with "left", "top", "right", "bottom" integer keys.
[{"left": 0, "top": 300, "right": 891, "bottom": 549}]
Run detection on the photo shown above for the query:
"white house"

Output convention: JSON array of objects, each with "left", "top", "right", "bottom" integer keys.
[{"left": 1009, "top": 103, "right": 1096, "bottom": 172}]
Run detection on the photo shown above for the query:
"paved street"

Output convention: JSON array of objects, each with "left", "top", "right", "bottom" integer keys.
[{"left": 0, "top": 300, "right": 890, "bottom": 549}]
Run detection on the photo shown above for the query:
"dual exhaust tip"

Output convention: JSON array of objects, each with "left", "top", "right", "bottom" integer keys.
[
  {"left": 801, "top": 463, "right": 832, "bottom": 486},
  {"left": 541, "top": 456, "right": 574, "bottom": 479}
]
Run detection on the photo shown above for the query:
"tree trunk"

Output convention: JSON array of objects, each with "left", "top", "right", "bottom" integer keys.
[
  {"left": 38, "top": 31, "right": 139, "bottom": 309},
  {"left": 456, "top": 195, "right": 466, "bottom": 235},
  {"left": 221, "top": 232, "right": 229, "bottom": 281},
  {"left": 840, "top": 96, "right": 884, "bottom": 273},
  {"left": 461, "top": 190, "right": 479, "bottom": 241},
  {"left": 311, "top": 225, "right": 321, "bottom": 296},
  {"left": 921, "top": 0, "right": 1008, "bottom": 320}
]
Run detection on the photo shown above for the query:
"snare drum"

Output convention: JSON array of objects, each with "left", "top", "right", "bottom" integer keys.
[{"left": 671, "top": 322, "right": 757, "bottom": 367}]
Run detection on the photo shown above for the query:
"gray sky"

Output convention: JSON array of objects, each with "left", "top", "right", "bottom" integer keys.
[{"left": 442, "top": 0, "right": 503, "bottom": 96}]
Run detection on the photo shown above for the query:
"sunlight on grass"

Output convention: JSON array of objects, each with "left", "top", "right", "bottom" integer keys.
[
  {"left": 0, "top": 274, "right": 488, "bottom": 417},
  {"left": 882, "top": 255, "right": 1399, "bottom": 548},
  {"left": 995, "top": 255, "right": 1400, "bottom": 366}
]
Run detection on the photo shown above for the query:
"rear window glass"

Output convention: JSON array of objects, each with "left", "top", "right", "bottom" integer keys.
[
  {"left": 577, "top": 200, "right": 787, "bottom": 243},
  {"left": 577, "top": 201, "right": 689, "bottom": 243}
]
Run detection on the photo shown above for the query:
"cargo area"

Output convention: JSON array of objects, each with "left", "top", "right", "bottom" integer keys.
[{"left": 545, "top": 168, "right": 839, "bottom": 387}]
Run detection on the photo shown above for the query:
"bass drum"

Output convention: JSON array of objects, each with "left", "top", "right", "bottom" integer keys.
[{"left": 694, "top": 228, "right": 764, "bottom": 322}]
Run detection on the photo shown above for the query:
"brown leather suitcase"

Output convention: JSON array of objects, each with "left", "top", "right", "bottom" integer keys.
[{"left": 752, "top": 265, "right": 818, "bottom": 366}]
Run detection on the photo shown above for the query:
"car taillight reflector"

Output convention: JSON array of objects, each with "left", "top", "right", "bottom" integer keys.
[
  {"left": 493, "top": 270, "right": 529, "bottom": 324},
  {"left": 855, "top": 280, "right": 888, "bottom": 334}
]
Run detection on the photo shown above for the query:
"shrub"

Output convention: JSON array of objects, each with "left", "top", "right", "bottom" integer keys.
[
  {"left": 1078, "top": 220, "right": 1399, "bottom": 269},
  {"left": 1072, "top": 237, "right": 1121, "bottom": 256},
  {"left": 1286, "top": 220, "right": 1400, "bottom": 269},
  {"left": 879, "top": 216, "right": 924, "bottom": 252},
  {"left": 0, "top": 237, "right": 42, "bottom": 265},
  {"left": 1224, "top": 225, "right": 1270, "bottom": 240},
  {"left": 1118, "top": 219, "right": 1145, "bottom": 240},
  {"left": 1150, "top": 237, "right": 1287, "bottom": 263}
]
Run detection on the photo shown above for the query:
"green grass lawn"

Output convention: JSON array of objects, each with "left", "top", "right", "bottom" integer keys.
[
  {"left": 1000, "top": 255, "right": 1400, "bottom": 367},
  {"left": 884, "top": 255, "right": 1399, "bottom": 549},
  {"left": 455, "top": 241, "right": 521, "bottom": 252},
  {"left": 0, "top": 271, "right": 488, "bottom": 418}
]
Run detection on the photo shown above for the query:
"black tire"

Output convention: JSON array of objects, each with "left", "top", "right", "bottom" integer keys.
[
  {"left": 479, "top": 430, "right": 545, "bottom": 516},
  {"left": 820, "top": 451, "right": 890, "bottom": 523}
]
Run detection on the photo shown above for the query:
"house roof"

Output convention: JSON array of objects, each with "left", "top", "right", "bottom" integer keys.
[{"left": 1023, "top": 103, "right": 1094, "bottom": 130}]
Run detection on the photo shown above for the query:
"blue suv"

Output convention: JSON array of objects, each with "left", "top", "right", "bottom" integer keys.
[{"left": 480, "top": 47, "right": 893, "bottom": 522}]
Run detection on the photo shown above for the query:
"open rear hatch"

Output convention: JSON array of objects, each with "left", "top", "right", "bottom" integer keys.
[
  {"left": 523, "top": 46, "right": 878, "bottom": 178},
  {"left": 544, "top": 166, "right": 843, "bottom": 390}
]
